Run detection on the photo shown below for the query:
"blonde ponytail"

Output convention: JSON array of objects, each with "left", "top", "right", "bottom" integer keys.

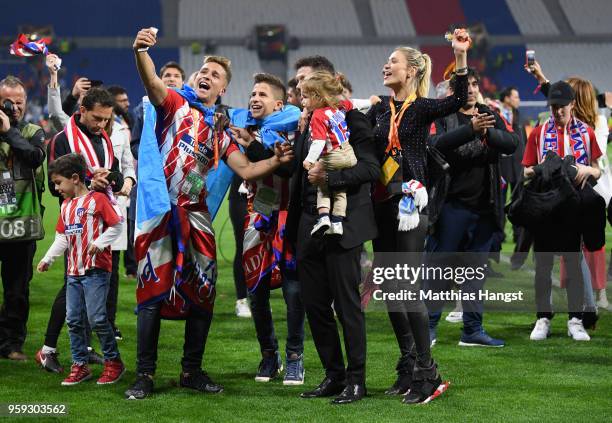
[{"left": 417, "top": 53, "right": 432, "bottom": 98}]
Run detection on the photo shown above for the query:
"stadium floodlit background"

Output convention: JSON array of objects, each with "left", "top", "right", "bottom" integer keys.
[
  {"left": 1, "top": 0, "right": 612, "bottom": 126},
  {"left": 0, "top": 1, "right": 611, "bottom": 422}
]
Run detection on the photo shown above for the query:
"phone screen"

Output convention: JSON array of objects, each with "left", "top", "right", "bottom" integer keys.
[{"left": 89, "top": 80, "right": 104, "bottom": 88}]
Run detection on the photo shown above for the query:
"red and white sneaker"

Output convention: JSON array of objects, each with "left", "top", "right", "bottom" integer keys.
[
  {"left": 35, "top": 349, "right": 64, "bottom": 373},
  {"left": 97, "top": 359, "right": 125, "bottom": 385},
  {"left": 61, "top": 363, "right": 92, "bottom": 386}
]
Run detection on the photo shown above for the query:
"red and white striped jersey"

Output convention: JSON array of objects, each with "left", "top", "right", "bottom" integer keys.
[
  {"left": 56, "top": 191, "right": 121, "bottom": 276},
  {"left": 309, "top": 99, "right": 352, "bottom": 154},
  {"left": 155, "top": 89, "right": 239, "bottom": 210}
]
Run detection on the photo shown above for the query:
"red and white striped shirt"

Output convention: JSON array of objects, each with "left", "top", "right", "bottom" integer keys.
[
  {"left": 155, "top": 89, "right": 239, "bottom": 210},
  {"left": 56, "top": 191, "right": 121, "bottom": 276},
  {"left": 308, "top": 100, "right": 352, "bottom": 158}
]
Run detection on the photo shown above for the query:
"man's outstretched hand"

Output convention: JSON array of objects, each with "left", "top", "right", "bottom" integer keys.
[{"left": 133, "top": 28, "right": 158, "bottom": 51}]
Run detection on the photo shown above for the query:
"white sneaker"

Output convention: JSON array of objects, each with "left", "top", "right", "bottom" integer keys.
[
  {"left": 445, "top": 311, "right": 463, "bottom": 323},
  {"left": 567, "top": 318, "right": 590, "bottom": 341},
  {"left": 325, "top": 221, "right": 343, "bottom": 236},
  {"left": 311, "top": 215, "right": 331, "bottom": 237},
  {"left": 235, "top": 298, "right": 252, "bottom": 318},
  {"left": 530, "top": 318, "right": 551, "bottom": 341},
  {"left": 596, "top": 289, "right": 609, "bottom": 309}
]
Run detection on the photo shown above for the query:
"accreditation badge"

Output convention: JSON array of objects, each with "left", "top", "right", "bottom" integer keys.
[{"left": 252, "top": 185, "right": 279, "bottom": 217}]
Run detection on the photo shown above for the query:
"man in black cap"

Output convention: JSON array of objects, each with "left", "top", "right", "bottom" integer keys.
[{"left": 522, "top": 81, "right": 602, "bottom": 342}]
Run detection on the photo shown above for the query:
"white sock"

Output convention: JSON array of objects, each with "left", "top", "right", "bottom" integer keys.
[{"left": 42, "top": 345, "right": 56, "bottom": 354}]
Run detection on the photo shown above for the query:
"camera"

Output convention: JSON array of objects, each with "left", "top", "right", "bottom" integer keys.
[{"left": 1, "top": 100, "right": 15, "bottom": 116}]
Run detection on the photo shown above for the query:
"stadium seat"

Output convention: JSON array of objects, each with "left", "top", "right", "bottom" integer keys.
[
  {"left": 560, "top": 0, "right": 612, "bottom": 35},
  {"left": 370, "top": 0, "right": 416, "bottom": 36},
  {"left": 506, "top": 0, "right": 559, "bottom": 35},
  {"left": 178, "top": 0, "right": 362, "bottom": 38}
]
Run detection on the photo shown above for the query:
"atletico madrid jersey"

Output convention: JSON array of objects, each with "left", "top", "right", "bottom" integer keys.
[
  {"left": 56, "top": 191, "right": 121, "bottom": 276},
  {"left": 155, "top": 89, "right": 239, "bottom": 209}
]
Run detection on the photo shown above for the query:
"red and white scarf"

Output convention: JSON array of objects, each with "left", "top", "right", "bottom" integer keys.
[
  {"left": 538, "top": 115, "right": 590, "bottom": 165},
  {"left": 65, "top": 114, "right": 114, "bottom": 179}
]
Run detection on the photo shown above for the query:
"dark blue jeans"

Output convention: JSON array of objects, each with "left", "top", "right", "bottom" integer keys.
[
  {"left": 425, "top": 201, "right": 495, "bottom": 335},
  {"left": 66, "top": 269, "right": 119, "bottom": 364},
  {"left": 249, "top": 278, "right": 305, "bottom": 356}
]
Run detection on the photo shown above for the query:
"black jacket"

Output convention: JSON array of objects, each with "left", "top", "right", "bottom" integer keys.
[
  {"left": 286, "top": 109, "right": 380, "bottom": 249},
  {"left": 499, "top": 108, "right": 527, "bottom": 185},
  {"left": 428, "top": 105, "right": 518, "bottom": 232}
]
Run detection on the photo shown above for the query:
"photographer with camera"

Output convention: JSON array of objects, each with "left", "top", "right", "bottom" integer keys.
[
  {"left": 0, "top": 76, "right": 46, "bottom": 361},
  {"left": 425, "top": 68, "right": 518, "bottom": 348}
]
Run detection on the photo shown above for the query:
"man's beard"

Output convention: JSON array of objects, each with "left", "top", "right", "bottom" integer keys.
[{"left": 114, "top": 107, "right": 132, "bottom": 129}]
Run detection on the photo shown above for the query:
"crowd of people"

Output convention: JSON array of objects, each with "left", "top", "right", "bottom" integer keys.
[{"left": 0, "top": 26, "right": 609, "bottom": 405}]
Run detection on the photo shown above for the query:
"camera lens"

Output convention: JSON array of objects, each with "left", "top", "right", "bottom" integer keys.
[{"left": 1, "top": 100, "right": 14, "bottom": 115}]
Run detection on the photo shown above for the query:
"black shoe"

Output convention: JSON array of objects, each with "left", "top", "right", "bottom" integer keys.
[
  {"left": 385, "top": 373, "right": 412, "bottom": 395},
  {"left": 403, "top": 375, "right": 444, "bottom": 404},
  {"left": 125, "top": 373, "right": 154, "bottom": 400},
  {"left": 331, "top": 384, "right": 366, "bottom": 404},
  {"left": 300, "top": 377, "right": 346, "bottom": 398},
  {"left": 582, "top": 311, "right": 599, "bottom": 330},
  {"left": 114, "top": 327, "right": 123, "bottom": 341},
  {"left": 254, "top": 351, "right": 283, "bottom": 382},
  {"left": 180, "top": 369, "right": 224, "bottom": 393},
  {"left": 35, "top": 349, "right": 64, "bottom": 373},
  {"left": 88, "top": 349, "right": 105, "bottom": 365}
]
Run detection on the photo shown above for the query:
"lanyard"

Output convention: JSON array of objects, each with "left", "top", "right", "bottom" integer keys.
[{"left": 386, "top": 94, "right": 416, "bottom": 154}]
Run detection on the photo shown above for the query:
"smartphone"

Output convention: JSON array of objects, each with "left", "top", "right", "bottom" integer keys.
[
  {"left": 89, "top": 80, "right": 104, "bottom": 88},
  {"left": 526, "top": 50, "right": 535, "bottom": 68}
]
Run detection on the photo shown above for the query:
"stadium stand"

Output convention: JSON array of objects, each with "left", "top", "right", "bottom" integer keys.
[
  {"left": 405, "top": 0, "right": 465, "bottom": 35},
  {"left": 180, "top": 46, "right": 262, "bottom": 108},
  {"left": 178, "top": 0, "right": 362, "bottom": 38},
  {"left": 370, "top": 0, "right": 416, "bottom": 36},
  {"left": 560, "top": 0, "right": 612, "bottom": 35},
  {"left": 0, "top": 0, "right": 162, "bottom": 37},
  {"left": 505, "top": 0, "right": 559, "bottom": 35},
  {"left": 527, "top": 42, "right": 612, "bottom": 93},
  {"left": 460, "top": 0, "right": 521, "bottom": 35}
]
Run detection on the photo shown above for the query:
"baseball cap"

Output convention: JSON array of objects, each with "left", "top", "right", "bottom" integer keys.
[{"left": 547, "top": 81, "right": 575, "bottom": 106}]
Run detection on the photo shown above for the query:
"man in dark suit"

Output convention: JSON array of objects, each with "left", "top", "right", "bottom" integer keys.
[{"left": 286, "top": 56, "right": 380, "bottom": 404}]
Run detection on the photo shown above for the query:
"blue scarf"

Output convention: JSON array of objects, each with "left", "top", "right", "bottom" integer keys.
[{"left": 229, "top": 105, "right": 301, "bottom": 149}]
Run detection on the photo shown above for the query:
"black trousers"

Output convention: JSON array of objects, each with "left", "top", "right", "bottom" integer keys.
[
  {"left": 0, "top": 241, "right": 36, "bottom": 355},
  {"left": 297, "top": 212, "right": 366, "bottom": 385},
  {"left": 372, "top": 200, "right": 432, "bottom": 376},
  {"left": 136, "top": 302, "right": 213, "bottom": 374},
  {"left": 228, "top": 178, "right": 248, "bottom": 301},
  {"left": 107, "top": 251, "right": 120, "bottom": 327},
  {"left": 124, "top": 215, "right": 137, "bottom": 275},
  {"left": 532, "top": 212, "right": 584, "bottom": 319}
]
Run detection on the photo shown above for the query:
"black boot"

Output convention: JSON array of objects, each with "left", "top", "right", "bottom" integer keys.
[
  {"left": 403, "top": 361, "right": 448, "bottom": 404},
  {"left": 385, "top": 354, "right": 413, "bottom": 395}
]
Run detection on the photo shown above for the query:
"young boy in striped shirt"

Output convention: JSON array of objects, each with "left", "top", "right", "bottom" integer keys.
[{"left": 38, "top": 153, "right": 125, "bottom": 386}]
